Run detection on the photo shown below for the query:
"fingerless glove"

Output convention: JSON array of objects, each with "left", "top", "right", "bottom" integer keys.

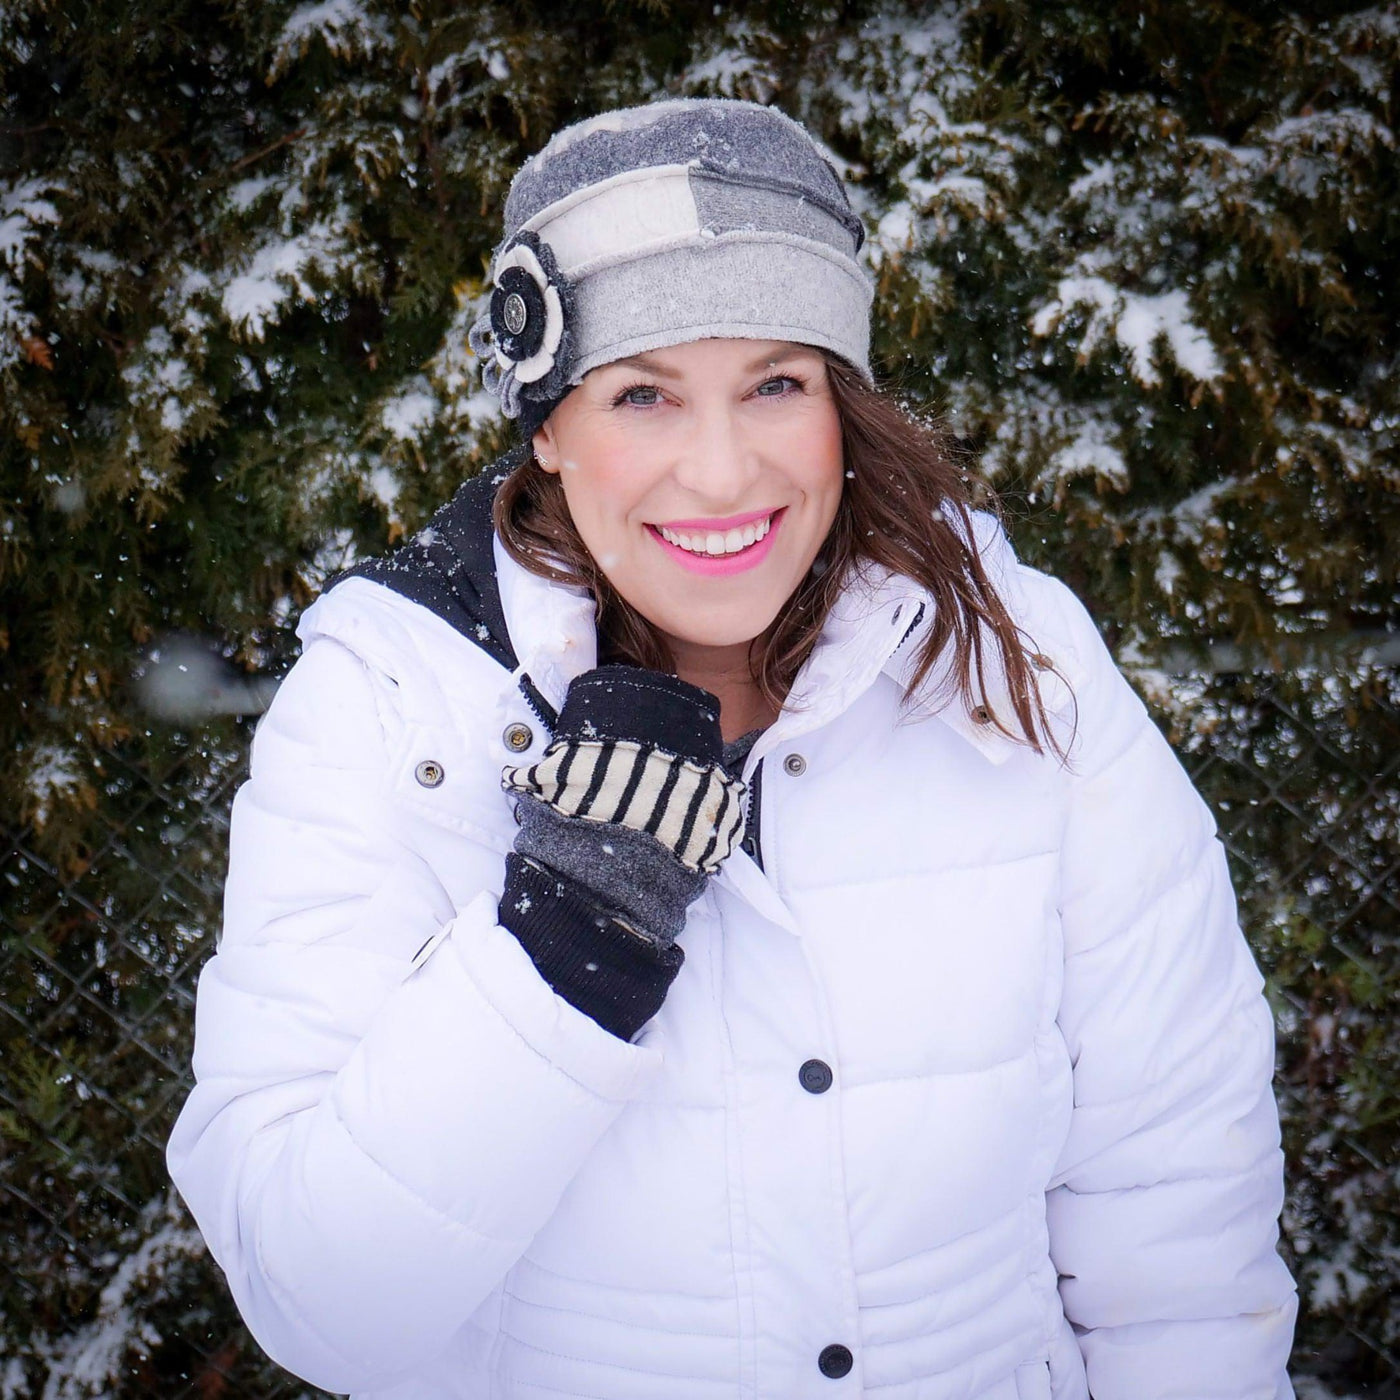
[{"left": 498, "top": 666, "right": 749, "bottom": 1041}]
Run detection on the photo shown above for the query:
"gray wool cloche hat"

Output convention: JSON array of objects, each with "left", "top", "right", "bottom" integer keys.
[{"left": 468, "top": 97, "right": 875, "bottom": 433}]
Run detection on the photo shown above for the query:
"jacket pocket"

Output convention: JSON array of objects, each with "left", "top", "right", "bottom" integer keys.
[{"left": 1014, "top": 1360, "right": 1052, "bottom": 1400}]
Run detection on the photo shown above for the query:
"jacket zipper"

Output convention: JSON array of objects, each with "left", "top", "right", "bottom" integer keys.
[
  {"left": 517, "top": 672, "right": 559, "bottom": 734},
  {"left": 893, "top": 602, "right": 925, "bottom": 658},
  {"left": 741, "top": 758, "right": 765, "bottom": 871}
]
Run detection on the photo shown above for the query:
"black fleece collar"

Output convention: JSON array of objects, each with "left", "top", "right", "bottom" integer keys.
[{"left": 325, "top": 447, "right": 527, "bottom": 672}]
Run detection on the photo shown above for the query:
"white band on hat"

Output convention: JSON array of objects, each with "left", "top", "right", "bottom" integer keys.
[{"left": 521, "top": 166, "right": 700, "bottom": 280}]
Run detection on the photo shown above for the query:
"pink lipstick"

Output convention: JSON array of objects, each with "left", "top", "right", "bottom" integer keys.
[{"left": 647, "top": 508, "right": 785, "bottom": 577}]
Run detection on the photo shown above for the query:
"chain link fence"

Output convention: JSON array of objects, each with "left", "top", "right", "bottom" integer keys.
[{"left": 2, "top": 644, "right": 1397, "bottom": 1398}]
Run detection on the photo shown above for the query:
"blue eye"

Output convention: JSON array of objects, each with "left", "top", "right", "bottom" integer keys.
[
  {"left": 756, "top": 375, "right": 804, "bottom": 397},
  {"left": 613, "top": 382, "right": 661, "bottom": 408}
]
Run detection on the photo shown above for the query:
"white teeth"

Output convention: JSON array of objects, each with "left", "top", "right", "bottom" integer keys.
[{"left": 659, "top": 514, "right": 774, "bottom": 556}]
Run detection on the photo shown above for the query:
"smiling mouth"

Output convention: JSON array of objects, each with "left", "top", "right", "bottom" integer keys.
[{"left": 654, "top": 512, "right": 777, "bottom": 557}]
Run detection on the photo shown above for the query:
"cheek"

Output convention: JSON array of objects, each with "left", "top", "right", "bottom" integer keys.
[
  {"left": 790, "top": 414, "right": 845, "bottom": 512},
  {"left": 557, "top": 454, "right": 652, "bottom": 560}
]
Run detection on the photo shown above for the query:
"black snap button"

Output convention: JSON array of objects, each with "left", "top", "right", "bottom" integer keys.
[
  {"left": 818, "top": 1344, "right": 853, "bottom": 1379},
  {"left": 782, "top": 752, "right": 807, "bottom": 777},
  {"left": 971, "top": 705, "right": 991, "bottom": 725},
  {"left": 799, "top": 1059, "right": 833, "bottom": 1094},
  {"left": 414, "top": 759, "right": 444, "bottom": 788},
  {"left": 503, "top": 722, "right": 533, "bottom": 752}
]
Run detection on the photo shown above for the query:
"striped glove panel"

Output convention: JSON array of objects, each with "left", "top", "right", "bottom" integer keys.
[{"left": 503, "top": 737, "right": 747, "bottom": 875}]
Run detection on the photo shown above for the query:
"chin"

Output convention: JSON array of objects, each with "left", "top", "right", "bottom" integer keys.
[
  {"left": 651, "top": 602, "right": 782, "bottom": 651},
  {"left": 673, "top": 627, "right": 766, "bottom": 650}
]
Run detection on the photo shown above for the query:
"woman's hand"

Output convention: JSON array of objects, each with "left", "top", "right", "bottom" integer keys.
[
  {"left": 497, "top": 664, "right": 748, "bottom": 1039},
  {"left": 505, "top": 664, "right": 748, "bottom": 893}
]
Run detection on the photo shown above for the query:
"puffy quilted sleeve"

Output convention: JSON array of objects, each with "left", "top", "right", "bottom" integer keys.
[
  {"left": 1040, "top": 577, "right": 1297, "bottom": 1400},
  {"left": 165, "top": 631, "right": 661, "bottom": 1394}
]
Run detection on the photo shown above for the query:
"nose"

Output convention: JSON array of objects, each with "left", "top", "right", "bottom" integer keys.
[{"left": 669, "top": 400, "right": 761, "bottom": 506}]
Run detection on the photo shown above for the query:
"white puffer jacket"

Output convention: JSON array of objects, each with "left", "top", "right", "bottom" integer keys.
[{"left": 167, "top": 510, "right": 1297, "bottom": 1400}]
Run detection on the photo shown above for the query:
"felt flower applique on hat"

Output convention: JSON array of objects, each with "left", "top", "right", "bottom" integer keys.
[{"left": 468, "top": 230, "right": 574, "bottom": 421}]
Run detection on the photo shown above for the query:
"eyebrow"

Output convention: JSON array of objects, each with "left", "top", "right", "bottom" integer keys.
[{"left": 609, "top": 346, "right": 811, "bottom": 378}]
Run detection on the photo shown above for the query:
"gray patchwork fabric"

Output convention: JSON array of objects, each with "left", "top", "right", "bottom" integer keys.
[
  {"left": 688, "top": 170, "right": 855, "bottom": 254},
  {"left": 567, "top": 236, "right": 871, "bottom": 381},
  {"left": 503, "top": 100, "right": 861, "bottom": 243}
]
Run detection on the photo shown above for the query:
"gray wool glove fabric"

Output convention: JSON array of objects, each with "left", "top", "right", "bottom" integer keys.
[{"left": 513, "top": 799, "right": 705, "bottom": 946}]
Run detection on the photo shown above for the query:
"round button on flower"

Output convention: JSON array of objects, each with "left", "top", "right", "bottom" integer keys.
[
  {"left": 490, "top": 263, "right": 551, "bottom": 368},
  {"left": 502, "top": 290, "right": 528, "bottom": 337}
]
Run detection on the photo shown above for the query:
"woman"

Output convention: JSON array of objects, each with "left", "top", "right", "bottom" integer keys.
[{"left": 167, "top": 98, "right": 1297, "bottom": 1399}]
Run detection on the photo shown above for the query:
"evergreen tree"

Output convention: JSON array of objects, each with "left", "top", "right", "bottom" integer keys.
[{"left": 2, "top": 1, "right": 1395, "bottom": 1393}]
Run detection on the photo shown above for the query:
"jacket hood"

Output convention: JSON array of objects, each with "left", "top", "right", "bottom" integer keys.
[{"left": 324, "top": 448, "right": 528, "bottom": 673}]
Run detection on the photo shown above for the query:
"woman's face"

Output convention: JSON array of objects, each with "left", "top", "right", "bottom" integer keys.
[{"left": 531, "top": 338, "right": 844, "bottom": 654}]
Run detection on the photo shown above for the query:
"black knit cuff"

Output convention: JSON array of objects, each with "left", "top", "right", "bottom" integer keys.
[
  {"left": 554, "top": 665, "right": 723, "bottom": 763},
  {"left": 499, "top": 852, "right": 684, "bottom": 1042}
]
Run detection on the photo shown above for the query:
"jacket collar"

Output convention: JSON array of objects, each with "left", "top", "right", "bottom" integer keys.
[
  {"left": 493, "top": 532, "right": 599, "bottom": 710},
  {"left": 788, "top": 561, "right": 1019, "bottom": 767},
  {"left": 492, "top": 535, "right": 1021, "bottom": 767}
]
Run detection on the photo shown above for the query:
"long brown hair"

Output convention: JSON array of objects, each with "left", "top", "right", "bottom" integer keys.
[{"left": 494, "top": 354, "right": 1054, "bottom": 752}]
